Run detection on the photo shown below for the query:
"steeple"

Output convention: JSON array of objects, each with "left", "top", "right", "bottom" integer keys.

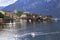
[{"left": 14, "top": 3, "right": 17, "bottom": 13}]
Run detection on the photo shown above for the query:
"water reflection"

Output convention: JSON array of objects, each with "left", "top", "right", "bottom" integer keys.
[
  {"left": 0, "top": 21, "right": 60, "bottom": 40},
  {"left": 0, "top": 25, "right": 3, "bottom": 31}
]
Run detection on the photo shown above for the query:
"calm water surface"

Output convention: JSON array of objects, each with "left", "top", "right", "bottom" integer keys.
[{"left": 0, "top": 21, "right": 60, "bottom": 40}]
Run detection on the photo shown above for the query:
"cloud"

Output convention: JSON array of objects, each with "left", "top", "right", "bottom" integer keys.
[{"left": 0, "top": 0, "right": 17, "bottom": 6}]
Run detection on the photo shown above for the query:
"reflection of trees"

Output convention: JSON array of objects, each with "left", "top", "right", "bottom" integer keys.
[{"left": 0, "top": 25, "right": 3, "bottom": 31}]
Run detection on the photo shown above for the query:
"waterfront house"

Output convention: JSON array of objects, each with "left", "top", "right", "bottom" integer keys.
[
  {"left": 20, "top": 12, "right": 38, "bottom": 22},
  {"left": 20, "top": 12, "right": 52, "bottom": 22},
  {"left": 0, "top": 10, "right": 20, "bottom": 23},
  {"left": 0, "top": 10, "right": 19, "bottom": 19},
  {"left": 20, "top": 12, "right": 32, "bottom": 22},
  {"left": 43, "top": 15, "right": 52, "bottom": 22},
  {"left": 0, "top": 10, "right": 13, "bottom": 18}
]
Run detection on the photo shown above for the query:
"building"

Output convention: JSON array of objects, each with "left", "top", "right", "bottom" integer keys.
[
  {"left": 20, "top": 12, "right": 39, "bottom": 22},
  {"left": 0, "top": 10, "right": 19, "bottom": 19}
]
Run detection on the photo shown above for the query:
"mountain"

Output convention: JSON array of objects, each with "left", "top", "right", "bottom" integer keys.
[
  {"left": 2, "top": 0, "right": 60, "bottom": 18},
  {"left": 0, "top": 7, "right": 5, "bottom": 10}
]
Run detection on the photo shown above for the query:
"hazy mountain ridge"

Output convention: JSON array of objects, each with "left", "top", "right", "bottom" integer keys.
[
  {"left": 0, "top": 7, "right": 5, "bottom": 10},
  {"left": 2, "top": 0, "right": 60, "bottom": 18}
]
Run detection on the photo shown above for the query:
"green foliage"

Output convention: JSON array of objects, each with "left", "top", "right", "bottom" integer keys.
[
  {"left": 0, "top": 12, "right": 4, "bottom": 18},
  {"left": 16, "top": 10, "right": 23, "bottom": 16},
  {"left": 0, "top": 12, "right": 11, "bottom": 19}
]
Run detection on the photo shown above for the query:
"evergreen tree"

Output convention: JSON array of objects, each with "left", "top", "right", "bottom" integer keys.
[{"left": 16, "top": 10, "right": 23, "bottom": 16}]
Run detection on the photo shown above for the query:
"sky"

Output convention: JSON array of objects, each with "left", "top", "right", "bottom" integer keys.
[{"left": 0, "top": 0, "right": 17, "bottom": 7}]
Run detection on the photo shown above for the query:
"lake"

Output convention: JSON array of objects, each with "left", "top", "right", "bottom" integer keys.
[{"left": 0, "top": 20, "right": 60, "bottom": 40}]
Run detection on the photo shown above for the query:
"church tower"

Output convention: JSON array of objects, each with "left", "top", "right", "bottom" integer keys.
[
  {"left": 13, "top": 3, "right": 17, "bottom": 19},
  {"left": 14, "top": 3, "right": 17, "bottom": 14}
]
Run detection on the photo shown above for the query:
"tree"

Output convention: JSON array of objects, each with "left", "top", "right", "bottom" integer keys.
[
  {"left": 16, "top": 10, "right": 23, "bottom": 16},
  {"left": 0, "top": 12, "right": 4, "bottom": 18}
]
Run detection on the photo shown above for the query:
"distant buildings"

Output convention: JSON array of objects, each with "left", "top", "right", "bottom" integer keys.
[
  {"left": 20, "top": 12, "right": 52, "bottom": 22},
  {"left": 0, "top": 10, "right": 52, "bottom": 23},
  {"left": 0, "top": 10, "right": 13, "bottom": 17},
  {"left": 0, "top": 10, "right": 19, "bottom": 19}
]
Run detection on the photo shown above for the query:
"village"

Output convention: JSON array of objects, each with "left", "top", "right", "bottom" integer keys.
[
  {"left": 0, "top": 10, "right": 52, "bottom": 24},
  {"left": 0, "top": 0, "right": 60, "bottom": 40}
]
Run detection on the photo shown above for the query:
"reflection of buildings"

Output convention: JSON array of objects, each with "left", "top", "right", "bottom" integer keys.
[
  {"left": 0, "top": 24, "right": 3, "bottom": 31},
  {"left": 0, "top": 18, "right": 3, "bottom": 24}
]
